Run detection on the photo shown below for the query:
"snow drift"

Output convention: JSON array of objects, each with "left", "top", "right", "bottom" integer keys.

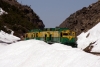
[
  {"left": 0, "top": 30, "right": 20, "bottom": 44},
  {"left": 0, "top": 39, "right": 100, "bottom": 67},
  {"left": 77, "top": 22, "right": 100, "bottom": 52}
]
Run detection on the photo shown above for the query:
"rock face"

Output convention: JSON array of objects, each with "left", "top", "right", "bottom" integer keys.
[
  {"left": 0, "top": 0, "right": 45, "bottom": 37},
  {"left": 59, "top": 1, "right": 100, "bottom": 36}
]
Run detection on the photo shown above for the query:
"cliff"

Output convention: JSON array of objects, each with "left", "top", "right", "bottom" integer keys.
[{"left": 0, "top": 0, "right": 45, "bottom": 37}]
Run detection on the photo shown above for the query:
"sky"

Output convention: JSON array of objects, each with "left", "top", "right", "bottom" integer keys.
[{"left": 17, "top": 0, "right": 98, "bottom": 28}]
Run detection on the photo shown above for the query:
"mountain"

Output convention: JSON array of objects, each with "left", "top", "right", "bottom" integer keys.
[
  {"left": 59, "top": 1, "right": 100, "bottom": 36},
  {"left": 0, "top": 0, "right": 45, "bottom": 37}
]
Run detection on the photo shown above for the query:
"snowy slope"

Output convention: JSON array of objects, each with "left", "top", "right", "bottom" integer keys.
[
  {"left": 0, "top": 40, "right": 100, "bottom": 67},
  {"left": 77, "top": 22, "right": 100, "bottom": 52},
  {"left": 0, "top": 7, "right": 8, "bottom": 15},
  {"left": 0, "top": 30, "right": 20, "bottom": 44}
]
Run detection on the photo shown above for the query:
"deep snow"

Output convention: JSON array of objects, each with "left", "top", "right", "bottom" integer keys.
[
  {"left": 0, "top": 40, "right": 100, "bottom": 67},
  {"left": 77, "top": 22, "right": 100, "bottom": 52},
  {"left": 0, "top": 30, "right": 20, "bottom": 44}
]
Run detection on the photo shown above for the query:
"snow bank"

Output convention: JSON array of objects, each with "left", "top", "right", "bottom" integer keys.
[
  {"left": 0, "top": 7, "right": 8, "bottom": 15},
  {"left": 0, "top": 30, "right": 20, "bottom": 44},
  {"left": 0, "top": 39, "right": 100, "bottom": 67},
  {"left": 77, "top": 22, "right": 100, "bottom": 52}
]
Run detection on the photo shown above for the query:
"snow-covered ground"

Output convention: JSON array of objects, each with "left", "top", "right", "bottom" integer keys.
[
  {"left": 77, "top": 22, "right": 100, "bottom": 52},
  {"left": 0, "top": 7, "right": 8, "bottom": 15},
  {"left": 0, "top": 22, "right": 100, "bottom": 67},
  {"left": 0, "top": 30, "right": 20, "bottom": 44},
  {"left": 0, "top": 40, "right": 100, "bottom": 67}
]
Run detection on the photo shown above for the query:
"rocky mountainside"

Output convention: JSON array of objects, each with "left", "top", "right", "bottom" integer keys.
[
  {"left": 0, "top": 0, "right": 45, "bottom": 37},
  {"left": 59, "top": 1, "right": 100, "bottom": 36}
]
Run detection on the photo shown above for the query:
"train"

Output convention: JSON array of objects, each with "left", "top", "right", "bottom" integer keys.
[{"left": 24, "top": 28, "right": 77, "bottom": 47}]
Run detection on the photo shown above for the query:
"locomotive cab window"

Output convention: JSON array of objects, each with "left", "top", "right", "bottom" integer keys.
[{"left": 63, "top": 33, "right": 69, "bottom": 36}]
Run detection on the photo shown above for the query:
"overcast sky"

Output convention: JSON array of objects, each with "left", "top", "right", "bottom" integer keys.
[{"left": 17, "top": 0, "right": 98, "bottom": 28}]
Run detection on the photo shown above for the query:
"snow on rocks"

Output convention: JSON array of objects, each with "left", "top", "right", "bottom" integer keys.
[
  {"left": 0, "top": 7, "right": 8, "bottom": 15},
  {"left": 77, "top": 22, "right": 100, "bottom": 52},
  {"left": 0, "top": 30, "right": 20, "bottom": 44}
]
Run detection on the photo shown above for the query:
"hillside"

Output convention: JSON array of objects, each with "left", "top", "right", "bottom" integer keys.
[
  {"left": 59, "top": 1, "right": 100, "bottom": 36},
  {"left": 0, "top": 0, "right": 45, "bottom": 37}
]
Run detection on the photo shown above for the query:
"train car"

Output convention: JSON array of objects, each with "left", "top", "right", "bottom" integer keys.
[{"left": 24, "top": 28, "right": 77, "bottom": 47}]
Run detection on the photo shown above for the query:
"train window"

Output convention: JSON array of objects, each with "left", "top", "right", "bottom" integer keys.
[{"left": 63, "top": 33, "right": 69, "bottom": 36}]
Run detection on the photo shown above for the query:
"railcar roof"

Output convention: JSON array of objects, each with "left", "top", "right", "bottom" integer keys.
[{"left": 29, "top": 28, "right": 69, "bottom": 32}]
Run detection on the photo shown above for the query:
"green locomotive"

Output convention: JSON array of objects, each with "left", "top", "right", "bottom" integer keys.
[{"left": 24, "top": 28, "right": 77, "bottom": 47}]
